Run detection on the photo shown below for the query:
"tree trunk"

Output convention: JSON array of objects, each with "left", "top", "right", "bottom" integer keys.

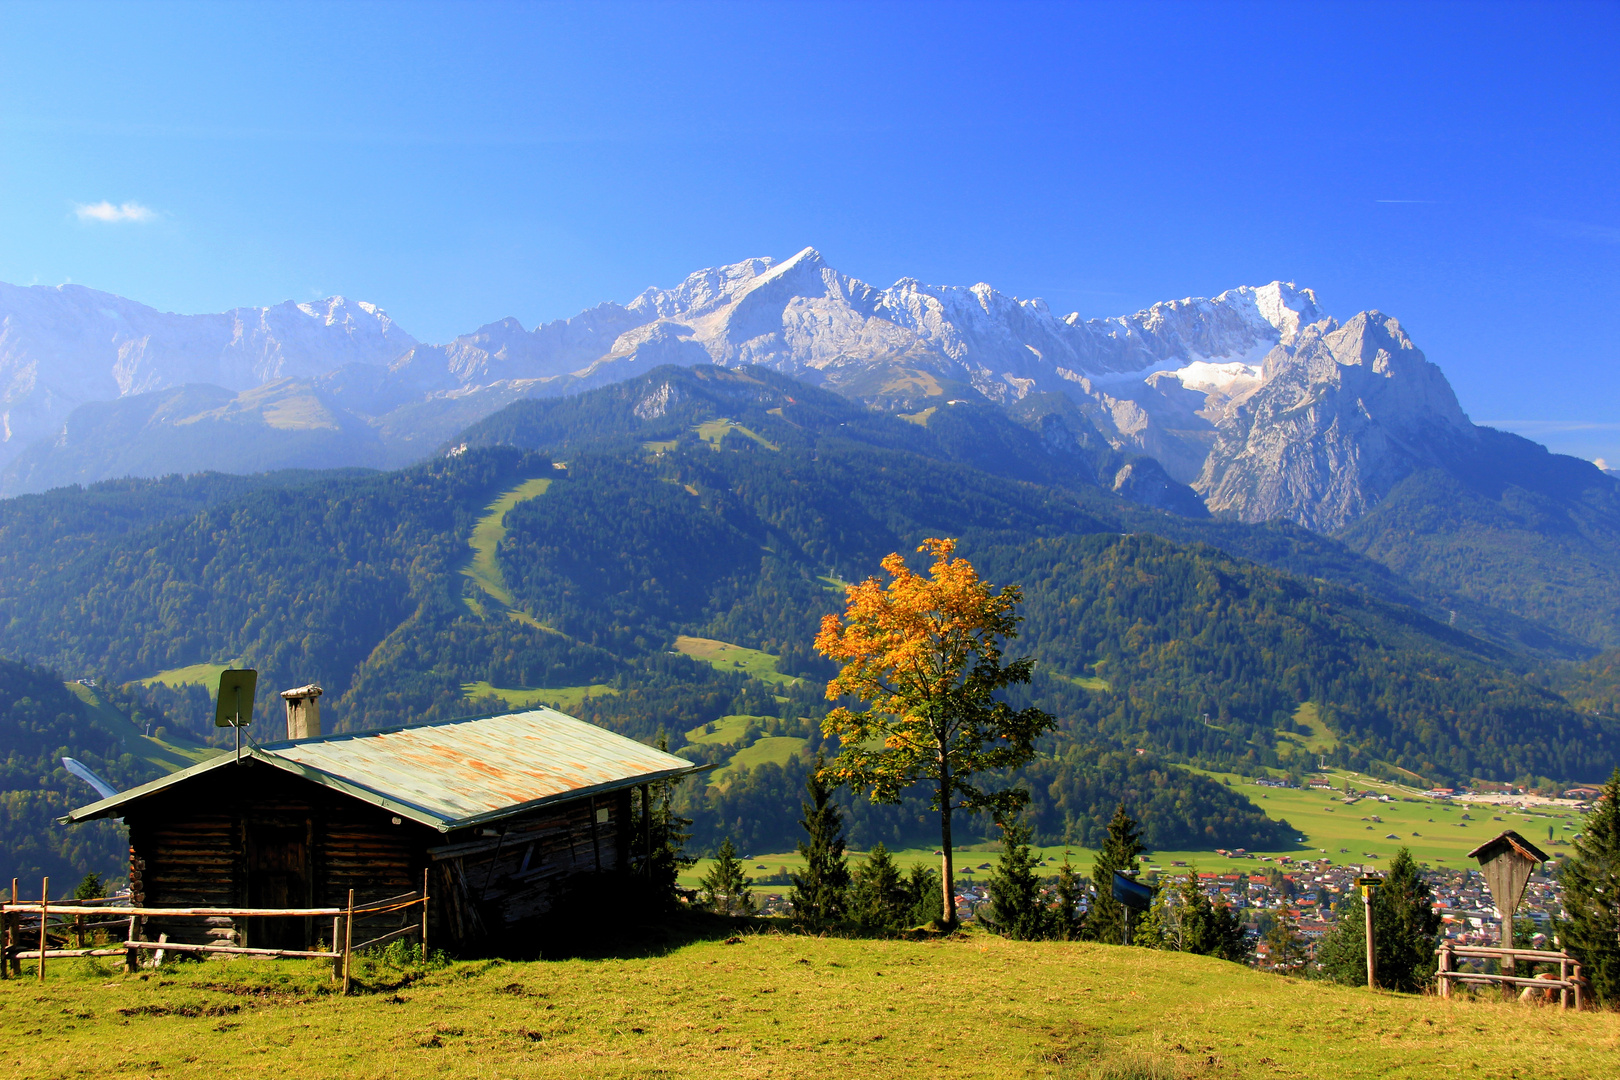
[{"left": 939, "top": 752, "right": 955, "bottom": 927}]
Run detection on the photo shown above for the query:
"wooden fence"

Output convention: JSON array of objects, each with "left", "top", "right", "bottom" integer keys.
[
  {"left": 0, "top": 872, "right": 430, "bottom": 995},
  {"left": 1437, "top": 943, "right": 1587, "bottom": 1009}
]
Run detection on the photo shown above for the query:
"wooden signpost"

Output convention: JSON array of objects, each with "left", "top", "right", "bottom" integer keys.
[
  {"left": 1356, "top": 875, "right": 1381, "bottom": 990},
  {"left": 1467, "top": 830, "right": 1550, "bottom": 1000}
]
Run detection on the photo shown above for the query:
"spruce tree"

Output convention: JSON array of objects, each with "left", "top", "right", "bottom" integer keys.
[
  {"left": 1089, "top": 802, "right": 1145, "bottom": 944},
  {"left": 1561, "top": 767, "right": 1620, "bottom": 1005},
  {"left": 699, "top": 838, "right": 757, "bottom": 916},
  {"left": 849, "top": 843, "right": 908, "bottom": 933},
  {"left": 1051, "top": 852, "right": 1088, "bottom": 940},
  {"left": 904, "top": 863, "right": 944, "bottom": 927},
  {"left": 789, "top": 752, "right": 850, "bottom": 925},
  {"left": 1264, "top": 910, "right": 1305, "bottom": 973},
  {"left": 985, "top": 817, "right": 1049, "bottom": 940},
  {"left": 642, "top": 733, "right": 695, "bottom": 910}
]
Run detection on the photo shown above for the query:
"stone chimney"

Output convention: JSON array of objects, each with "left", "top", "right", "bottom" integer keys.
[{"left": 281, "top": 684, "right": 323, "bottom": 740}]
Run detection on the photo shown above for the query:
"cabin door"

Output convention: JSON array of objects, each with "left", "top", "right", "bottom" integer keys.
[{"left": 245, "top": 821, "right": 311, "bottom": 950}]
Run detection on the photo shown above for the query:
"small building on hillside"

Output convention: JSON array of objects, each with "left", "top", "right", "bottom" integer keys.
[{"left": 62, "top": 708, "right": 696, "bottom": 954}]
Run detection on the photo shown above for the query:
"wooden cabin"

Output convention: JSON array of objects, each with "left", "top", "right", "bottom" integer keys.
[{"left": 63, "top": 708, "right": 696, "bottom": 954}]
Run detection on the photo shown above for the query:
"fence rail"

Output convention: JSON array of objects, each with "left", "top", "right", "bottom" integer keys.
[
  {"left": 1436, "top": 942, "right": 1586, "bottom": 1010},
  {"left": 0, "top": 871, "right": 431, "bottom": 995}
]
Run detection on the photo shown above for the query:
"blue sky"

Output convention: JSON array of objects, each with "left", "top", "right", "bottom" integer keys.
[{"left": 3, "top": 1, "right": 1617, "bottom": 463}]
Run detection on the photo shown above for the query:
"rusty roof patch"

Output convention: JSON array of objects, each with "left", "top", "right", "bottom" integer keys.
[{"left": 62, "top": 707, "right": 696, "bottom": 832}]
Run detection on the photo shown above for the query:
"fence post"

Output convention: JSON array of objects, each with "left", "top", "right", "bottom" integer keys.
[
  {"left": 420, "top": 868, "right": 429, "bottom": 964},
  {"left": 0, "top": 901, "right": 9, "bottom": 981},
  {"left": 331, "top": 917, "right": 342, "bottom": 982},
  {"left": 1573, "top": 962, "right": 1584, "bottom": 1011},
  {"left": 1560, "top": 955, "right": 1569, "bottom": 1010},
  {"left": 342, "top": 889, "right": 355, "bottom": 996},
  {"left": 1437, "top": 942, "right": 1452, "bottom": 999},
  {"left": 37, "top": 877, "right": 48, "bottom": 984}
]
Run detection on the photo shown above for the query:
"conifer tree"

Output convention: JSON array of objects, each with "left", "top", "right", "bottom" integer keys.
[
  {"left": 904, "top": 863, "right": 944, "bottom": 927},
  {"left": 1561, "top": 767, "right": 1620, "bottom": 1005},
  {"left": 699, "top": 838, "right": 757, "bottom": 916},
  {"left": 1264, "top": 910, "right": 1305, "bottom": 973},
  {"left": 848, "top": 843, "right": 908, "bottom": 933},
  {"left": 985, "top": 817, "right": 1049, "bottom": 940},
  {"left": 1089, "top": 802, "right": 1145, "bottom": 944},
  {"left": 1051, "top": 852, "right": 1088, "bottom": 941},
  {"left": 789, "top": 752, "right": 850, "bottom": 925},
  {"left": 643, "top": 733, "right": 695, "bottom": 909}
]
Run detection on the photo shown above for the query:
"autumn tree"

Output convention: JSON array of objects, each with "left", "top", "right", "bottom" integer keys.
[{"left": 815, "top": 538, "right": 1054, "bottom": 927}]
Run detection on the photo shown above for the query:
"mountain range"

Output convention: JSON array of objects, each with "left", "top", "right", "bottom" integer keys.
[{"left": 2, "top": 251, "right": 1617, "bottom": 650}]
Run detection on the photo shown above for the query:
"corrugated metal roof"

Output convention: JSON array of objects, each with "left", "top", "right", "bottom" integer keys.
[{"left": 64, "top": 708, "right": 696, "bottom": 833}]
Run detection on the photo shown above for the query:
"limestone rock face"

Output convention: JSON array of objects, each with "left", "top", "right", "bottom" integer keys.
[{"left": 1195, "top": 313, "right": 1476, "bottom": 531}]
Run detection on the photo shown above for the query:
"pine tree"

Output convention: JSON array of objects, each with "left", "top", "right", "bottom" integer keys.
[
  {"left": 643, "top": 733, "right": 695, "bottom": 910},
  {"left": 788, "top": 752, "right": 850, "bottom": 925},
  {"left": 1561, "top": 767, "right": 1620, "bottom": 1005},
  {"left": 985, "top": 817, "right": 1049, "bottom": 940},
  {"left": 1088, "top": 802, "right": 1145, "bottom": 944},
  {"left": 1264, "top": 910, "right": 1305, "bottom": 973},
  {"left": 903, "top": 863, "right": 944, "bottom": 927},
  {"left": 1051, "top": 852, "right": 1088, "bottom": 941},
  {"left": 699, "top": 838, "right": 757, "bottom": 916},
  {"left": 849, "top": 843, "right": 908, "bottom": 933}
]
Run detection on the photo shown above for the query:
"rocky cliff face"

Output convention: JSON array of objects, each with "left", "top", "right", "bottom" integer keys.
[{"left": 1195, "top": 313, "right": 1477, "bottom": 531}]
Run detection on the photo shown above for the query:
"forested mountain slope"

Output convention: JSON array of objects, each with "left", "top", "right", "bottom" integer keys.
[{"left": 1, "top": 368, "right": 1616, "bottom": 860}]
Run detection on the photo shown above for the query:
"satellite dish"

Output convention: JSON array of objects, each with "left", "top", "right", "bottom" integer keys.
[
  {"left": 62, "top": 757, "right": 118, "bottom": 800},
  {"left": 214, "top": 669, "right": 258, "bottom": 728}
]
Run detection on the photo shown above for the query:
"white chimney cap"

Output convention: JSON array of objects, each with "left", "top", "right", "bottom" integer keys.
[{"left": 280, "top": 684, "right": 323, "bottom": 700}]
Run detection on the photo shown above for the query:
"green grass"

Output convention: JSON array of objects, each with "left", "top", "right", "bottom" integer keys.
[
  {"left": 137, "top": 661, "right": 236, "bottom": 689},
  {"left": 673, "top": 635, "right": 798, "bottom": 686},
  {"left": 684, "top": 714, "right": 767, "bottom": 746},
  {"left": 1278, "top": 702, "right": 1339, "bottom": 755},
  {"left": 461, "top": 476, "right": 552, "bottom": 616},
  {"left": 4, "top": 932, "right": 1614, "bottom": 1078},
  {"left": 1049, "top": 670, "right": 1112, "bottom": 692},
  {"left": 710, "top": 736, "right": 810, "bottom": 787},
  {"left": 898, "top": 406, "right": 937, "bottom": 426},
  {"left": 461, "top": 681, "right": 619, "bottom": 711},
  {"left": 66, "top": 681, "right": 221, "bottom": 773},
  {"left": 694, "top": 419, "right": 778, "bottom": 450}
]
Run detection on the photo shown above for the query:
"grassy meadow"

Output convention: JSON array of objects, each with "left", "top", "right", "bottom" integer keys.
[
  {"left": 673, "top": 636, "right": 800, "bottom": 686},
  {"left": 2, "top": 929, "right": 1614, "bottom": 1079}
]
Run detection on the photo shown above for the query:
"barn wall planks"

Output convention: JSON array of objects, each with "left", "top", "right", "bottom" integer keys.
[{"left": 121, "top": 759, "right": 634, "bottom": 953}]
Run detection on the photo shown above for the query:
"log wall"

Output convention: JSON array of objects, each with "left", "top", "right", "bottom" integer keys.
[{"left": 121, "top": 758, "right": 637, "bottom": 953}]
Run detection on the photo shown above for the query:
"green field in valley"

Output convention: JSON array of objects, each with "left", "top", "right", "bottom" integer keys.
[
  {"left": 673, "top": 636, "right": 799, "bottom": 686},
  {"left": 137, "top": 662, "right": 235, "bottom": 689},
  {"left": 65, "top": 681, "right": 221, "bottom": 773},
  {"left": 460, "top": 681, "right": 619, "bottom": 712},
  {"left": 2, "top": 930, "right": 1614, "bottom": 1078},
  {"left": 461, "top": 475, "right": 552, "bottom": 621},
  {"left": 694, "top": 418, "right": 778, "bottom": 450}
]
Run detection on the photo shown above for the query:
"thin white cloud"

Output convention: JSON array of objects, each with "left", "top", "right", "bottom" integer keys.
[
  {"left": 74, "top": 200, "right": 156, "bottom": 224},
  {"left": 1530, "top": 217, "right": 1620, "bottom": 244}
]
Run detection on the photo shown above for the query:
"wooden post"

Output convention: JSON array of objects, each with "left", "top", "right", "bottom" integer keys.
[
  {"left": 1573, "top": 962, "right": 1584, "bottom": 1011},
  {"left": 0, "top": 901, "right": 9, "bottom": 981},
  {"left": 1363, "top": 884, "right": 1376, "bottom": 990},
  {"left": 9, "top": 878, "right": 20, "bottom": 977},
  {"left": 37, "top": 877, "right": 48, "bottom": 983},
  {"left": 1437, "top": 942, "right": 1452, "bottom": 999},
  {"left": 1500, "top": 912, "right": 1515, "bottom": 1002},
  {"left": 330, "top": 917, "right": 342, "bottom": 982},
  {"left": 341, "top": 889, "right": 354, "bottom": 996},
  {"left": 125, "top": 915, "right": 139, "bottom": 974},
  {"left": 420, "top": 868, "right": 429, "bottom": 964},
  {"left": 1560, "top": 955, "right": 1570, "bottom": 1010}
]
